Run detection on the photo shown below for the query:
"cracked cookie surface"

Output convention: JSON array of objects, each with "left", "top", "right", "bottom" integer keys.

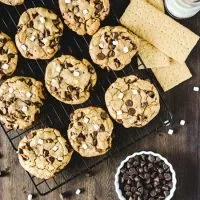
[
  {"left": 15, "top": 7, "right": 63, "bottom": 59},
  {"left": 68, "top": 107, "right": 113, "bottom": 157},
  {"left": 89, "top": 26, "right": 140, "bottom": 71},
  {"left": 0, "top": 32, "right": 18, "bottom": 80},
  {"left": 0, "top": 76, "right": 45, "bottom": 130},
  {"left": 18, "top": 128, "right": 73, "bottom": 179},
  {"left": 105, "top": 75, "right": 160, "bottom": 128},
  {"left": 59, "top": 0, "right": 110, "bottom": 35},
  {"left": 45, "top": 55, "right": 97, "bottom": 104},
  {"left": 0, "top": 0, "right": 24, "bottom": 5}
]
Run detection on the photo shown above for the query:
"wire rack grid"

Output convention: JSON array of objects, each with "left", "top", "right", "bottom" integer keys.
[{"left": 0, "top": 0, "right": 173, "bottom": 196}]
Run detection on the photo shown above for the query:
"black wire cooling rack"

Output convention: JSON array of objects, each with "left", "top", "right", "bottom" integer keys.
[{"left": 0, "top": 0, "right": 173, "bottom": 196}]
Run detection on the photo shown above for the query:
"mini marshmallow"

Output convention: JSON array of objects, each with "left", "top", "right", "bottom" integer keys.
[
  {"left": 38, "top": 139, "right": 43, "bottom": 144},
  {"left": 39, "top": 17, "right": 45, "bottom": 24},
  {"left": 193, "top": 86, "right": 199, "bottom": 92},
  {"left": 22, "top": 106, "right": 28, "bottom": 112},
  {"left": 132, "top": 89, "right": 138, "bottom": 94},
  {"left": 65, "top": 0, "right": 71, "bottom": 3},
  {"left": 99, "top": 43, "right": 104, "bottom": 49},
  {"left": 21, "top": 44, "right": 27, "bottom": 51},
  {"left": 117, "top": 110, "right": 123, "bottom": 115},
  {"left": 180, "top": 120, "right": 185, "bottom": 126},
  {"left": 112, "top": 40, "right": 118, "bottom": 45},
  {"left": 123, "top": 46, "right": 129, "bottom": 53},
  {"left": 75, "top": 189, "right": 81, "bottom": 195},
  {"left": 2, "top": 63, "right": 9, "bottom": 70},
  {"left": 94, "top": 124, "right": 99, "bottom": 131},
  {"left": 26, "top": 92, "right": 32, "bottom": 98},
  {"left": 118, "top": 93, "right": 124, "bottom": 99},
  {"left": 56, "top": 65, "right": 61, "bottom": 73},
  {"left": 27, "top": 194, "right": 33, "bottom": 200},
  {"left": 30, "top": 35, "right": 36, "bottom": 42},
  {"left": 82, "top": 9, "right": 88, "bottom": 15},
  {"left": 43, "top": 38, "right": 48, "bottom": 44},
  {"left": 73, "top": 71, "right": 80, "bottom": 77},
  {"left": 83, "top": 117, "right": 89, "bottom": 123},
  {"left": 51, "top": 79, "right": 57, "bottom": 86},
  {"left": 82, "top": 144, "right": 88, "bottom": 150},
  {"left": 168, "top": 129, "right": 174, "bottom": 135},
  {"left": 53, "top": 146, "right": 59, "bottom": 152},
  {"left": 9, "top": 87, "right": 14, "bottom": 93},
  {"left": 57, "top": 156, "right": 63, "bottom": 161}
]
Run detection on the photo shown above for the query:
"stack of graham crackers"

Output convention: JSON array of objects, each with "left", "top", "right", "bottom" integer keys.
[{"left": 120, "top": 0, "right": 199, "bottom": 91}]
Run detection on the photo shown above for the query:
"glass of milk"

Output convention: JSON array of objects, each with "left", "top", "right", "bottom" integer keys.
[{"left": 165, "top": 0, "right": 200, "bottom": 19}]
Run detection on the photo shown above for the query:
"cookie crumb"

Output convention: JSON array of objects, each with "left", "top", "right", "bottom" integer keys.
[
  {"left": 193, "top": 86, "right": 199, "bottom": 92},
  {"left": 53, "top": 146, "right": 59, "bottom": 152},
  {"left": 180, "top": 120, "right": 185, "bottom": 126},
  {"left": 168, "top": 129, "right": 174, "bottom": 135}
]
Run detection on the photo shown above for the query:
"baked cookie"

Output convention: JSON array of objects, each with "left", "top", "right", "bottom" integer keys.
[
  {"left": 0, "top": 32, "right": 18, "bottom": 80},
  {"left": 45, "top": 55, "right": 97, "bottom": 104},
  {"left": 18, "top": 128, "right": 73, "bottom": 179},
  {"left": 0, "top": 0, "right": 24, "bottom": 5},
  {"left": 68, "top": 107, "right": 113, "bottom": 157},
  {"left": 0, "top": 76, "right": 45, "bottom": 130},
  {"left": 15, "top": 7, "right": 63, "bottom": 60},
  {"left": 59, "top": 0, "right": 110, "bottom": 35},
  {"left": 105, "top": 75, "right": 160, "bottom": 128},
  {"left": 89, "top": 26, "right": 140, "bottom": 71}
]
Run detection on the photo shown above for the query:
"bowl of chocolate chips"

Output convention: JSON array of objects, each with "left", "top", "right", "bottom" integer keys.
[{"left": 115, "top": 151, "right": 177, "bottom": 200}]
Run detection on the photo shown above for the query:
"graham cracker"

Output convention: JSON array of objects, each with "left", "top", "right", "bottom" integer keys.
[
  {"left": 147, "top": 0, "right": 165, "bottom": 12},
  {"left": 138, "top": 39, "right": 171, "bottom": 68},
  {"left": 151, "top": 61, "right": 192, "bottom": 91},
  {"left": 120, "top": 0, "right": 199, "bottom": 63}
]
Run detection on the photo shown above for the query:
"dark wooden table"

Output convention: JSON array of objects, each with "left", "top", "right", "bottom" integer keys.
[{"left": 0, "top": 10, "right": 199, "bottom": 200}]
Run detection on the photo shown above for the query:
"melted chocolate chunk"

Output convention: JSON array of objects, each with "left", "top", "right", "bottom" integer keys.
[
  {"left": 97, "top": 53, "right": 106, "bottom": 60},
  {"left": 47, "top": 156, "right": 55, "bottom": 164},
  {"left": 128, "top": 108, "right": 136, "bottom": 116},
  {"left": 125, "top": 100, "right": 133, "bottom": 107},
  {"left": 100, "top": 112, "right": 107, "bottom": 120}
]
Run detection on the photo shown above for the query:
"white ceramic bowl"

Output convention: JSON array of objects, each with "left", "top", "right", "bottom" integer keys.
[{"left": 115, "top": 151, "right": 177, "bottom": 200}]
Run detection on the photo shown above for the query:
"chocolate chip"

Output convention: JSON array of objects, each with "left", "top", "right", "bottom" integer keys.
[
  {"left": 43, "top": 149, "right": 49, "bottom": 157},
  {"left": 46, "top": 139, "right": 53, "bottom": 143},
  {"left": 125, "top": 100, "right": 133, "bottom": 107},
  {"left": 100, "top": 112, "right": 107, "bottom": 120},
  {"left": 0, "top": 170, "right": 8, "bottom": 177},
  {"left": 7, "top": 53, "right": 15, "bottom": 61},
  {"left": 128, "top": 108, "right": 136, "bottom": 116},
  {"left": 18, "top": 148, "right": 23, "bottom": 154},
  {"left": 99, "top": 124, "right": 105, "bottom": 131},
  {"left": 27, "top": 20, "right": 34, "bottom": 28},
  {"left": 108, "top": 50, "right": 115, "bottom": 57},
  {"left": 47, "top": 156, "right": 55, "bottom": 164},
  {"left": 52, "top": 19, "right": 60, "bottom": 26},
  {"left": 114, "top": 58, "right": 121, "bottom": 68},
  {"left": 32, "top": 13, "right": 39, "bottom": 19},
  {"left": 97, "top": 53, "right": 106, "bottom": 60}
]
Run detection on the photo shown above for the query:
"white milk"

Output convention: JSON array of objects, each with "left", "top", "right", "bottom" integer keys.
[{"left": 165, "top": 0, "right": 200, "bottom": 19}]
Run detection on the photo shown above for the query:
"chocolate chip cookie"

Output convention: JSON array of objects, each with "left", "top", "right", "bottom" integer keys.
[
  {"left": 68, "top": 107, "right": 113, "bottom": 157},
  {"left": 45, "top": 55, "right": 97, "bottom": 105},
  {"left": 0, "top": 76, "right": 45, "bottom": 130},
  {"left": 0, "top": 0, "right": 24, "bottom": 5},
  {"left": 15, "top": 7, "right": 63, "bottom": 59},
  {"left": 0, "top": 32, "right": 18, "bottom": 80},
  {"left": 59, "top": 0, "right": 110, "bottom": 35},
  {"left": 18, "top": 128, "right": 73, "bottom": 179},
  {"left": 105, "top": 75, "right": 160, "bottom": 128},
  {"left": 89, "top": 26, "right": 140, "bottom": 71}
]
